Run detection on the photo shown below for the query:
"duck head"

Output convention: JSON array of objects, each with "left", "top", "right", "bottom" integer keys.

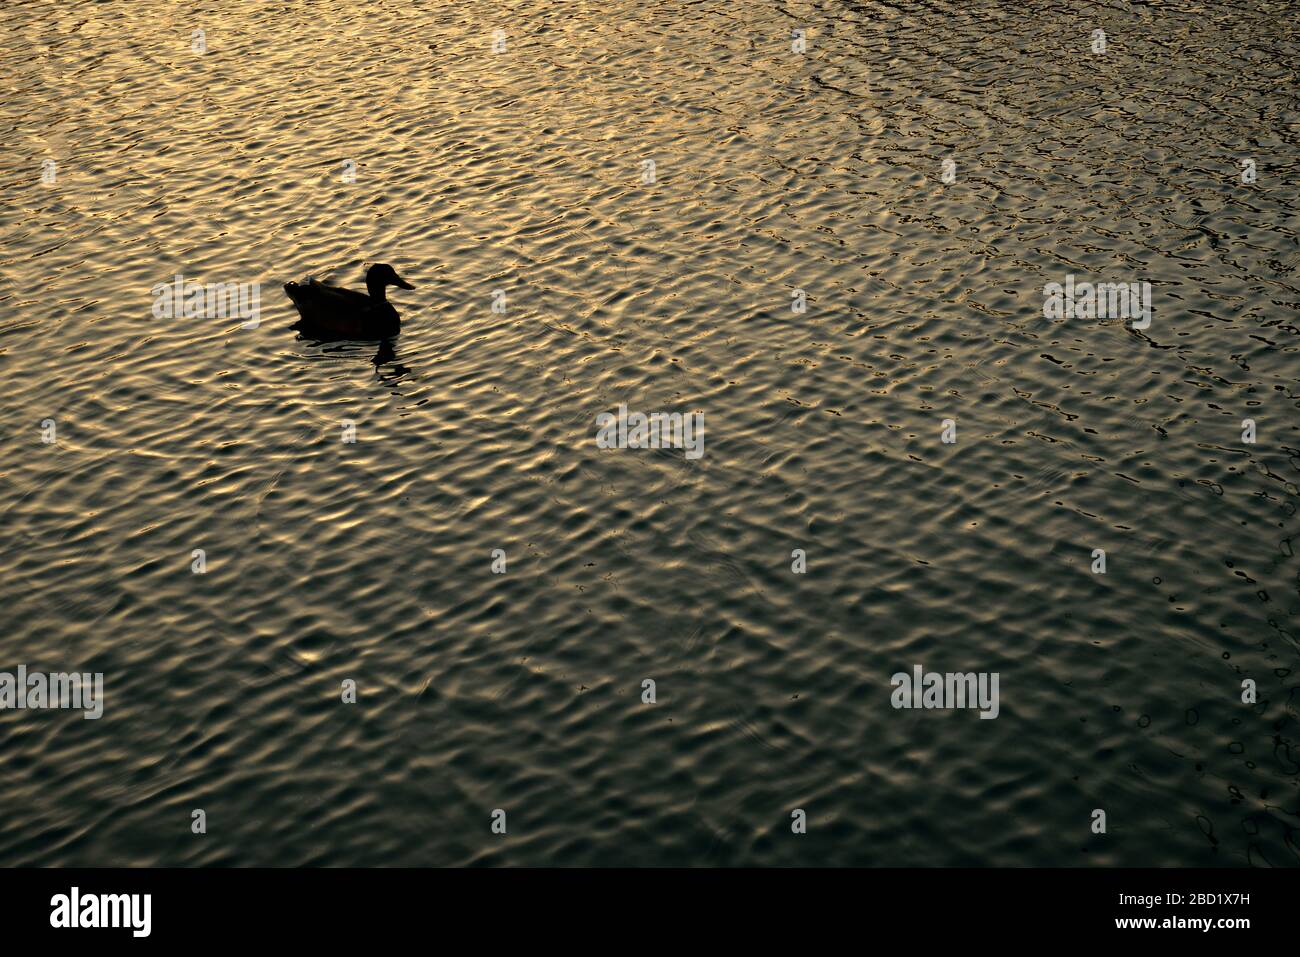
[{"left": 365, "top": 263, "right": 414, "bottom": 301}]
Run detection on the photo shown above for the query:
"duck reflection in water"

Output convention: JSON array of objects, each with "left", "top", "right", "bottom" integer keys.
[{"left": 371, "top": 339, "right": 411, "bottom": 381}]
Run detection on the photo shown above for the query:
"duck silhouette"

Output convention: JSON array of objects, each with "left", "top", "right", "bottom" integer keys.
[{"left": 284, "top": 263, "right": 414, "bottom": 339}]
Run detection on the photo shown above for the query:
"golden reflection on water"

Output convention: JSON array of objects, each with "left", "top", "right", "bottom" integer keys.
[{"left": 1, "top": 0, "right": 1298, "bottom": 866}]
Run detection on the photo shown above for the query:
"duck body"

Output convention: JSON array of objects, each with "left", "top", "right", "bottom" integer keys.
[{"left": 284, "top": 263, "right": 413, "bottom": 340}]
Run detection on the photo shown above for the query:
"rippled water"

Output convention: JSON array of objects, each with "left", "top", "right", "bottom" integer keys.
[{"left": 2, "top": 0, "right": 1298, "bottom": 867}]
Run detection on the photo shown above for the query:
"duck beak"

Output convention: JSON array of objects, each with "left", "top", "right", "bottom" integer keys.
[{"left": 393, "top": 274, "right": 414, "bottom": 290}]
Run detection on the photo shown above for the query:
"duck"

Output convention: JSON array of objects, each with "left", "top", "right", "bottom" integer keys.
[{"left": 284, "top": 263, "right": 414, "bottom": 339}]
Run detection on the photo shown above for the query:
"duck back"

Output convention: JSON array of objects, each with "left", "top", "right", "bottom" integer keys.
[{"left": 284, "top": 279, "right": 400, "bottom": 339}]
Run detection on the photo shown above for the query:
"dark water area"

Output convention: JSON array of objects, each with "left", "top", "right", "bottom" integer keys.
[{"left": 1, "top": 0, "right": 1298, "bottom": 866}]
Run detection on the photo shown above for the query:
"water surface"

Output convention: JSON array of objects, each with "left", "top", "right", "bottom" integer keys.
[{"left": 1, "top": 0, "right": 1298, "bottom": 866}]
